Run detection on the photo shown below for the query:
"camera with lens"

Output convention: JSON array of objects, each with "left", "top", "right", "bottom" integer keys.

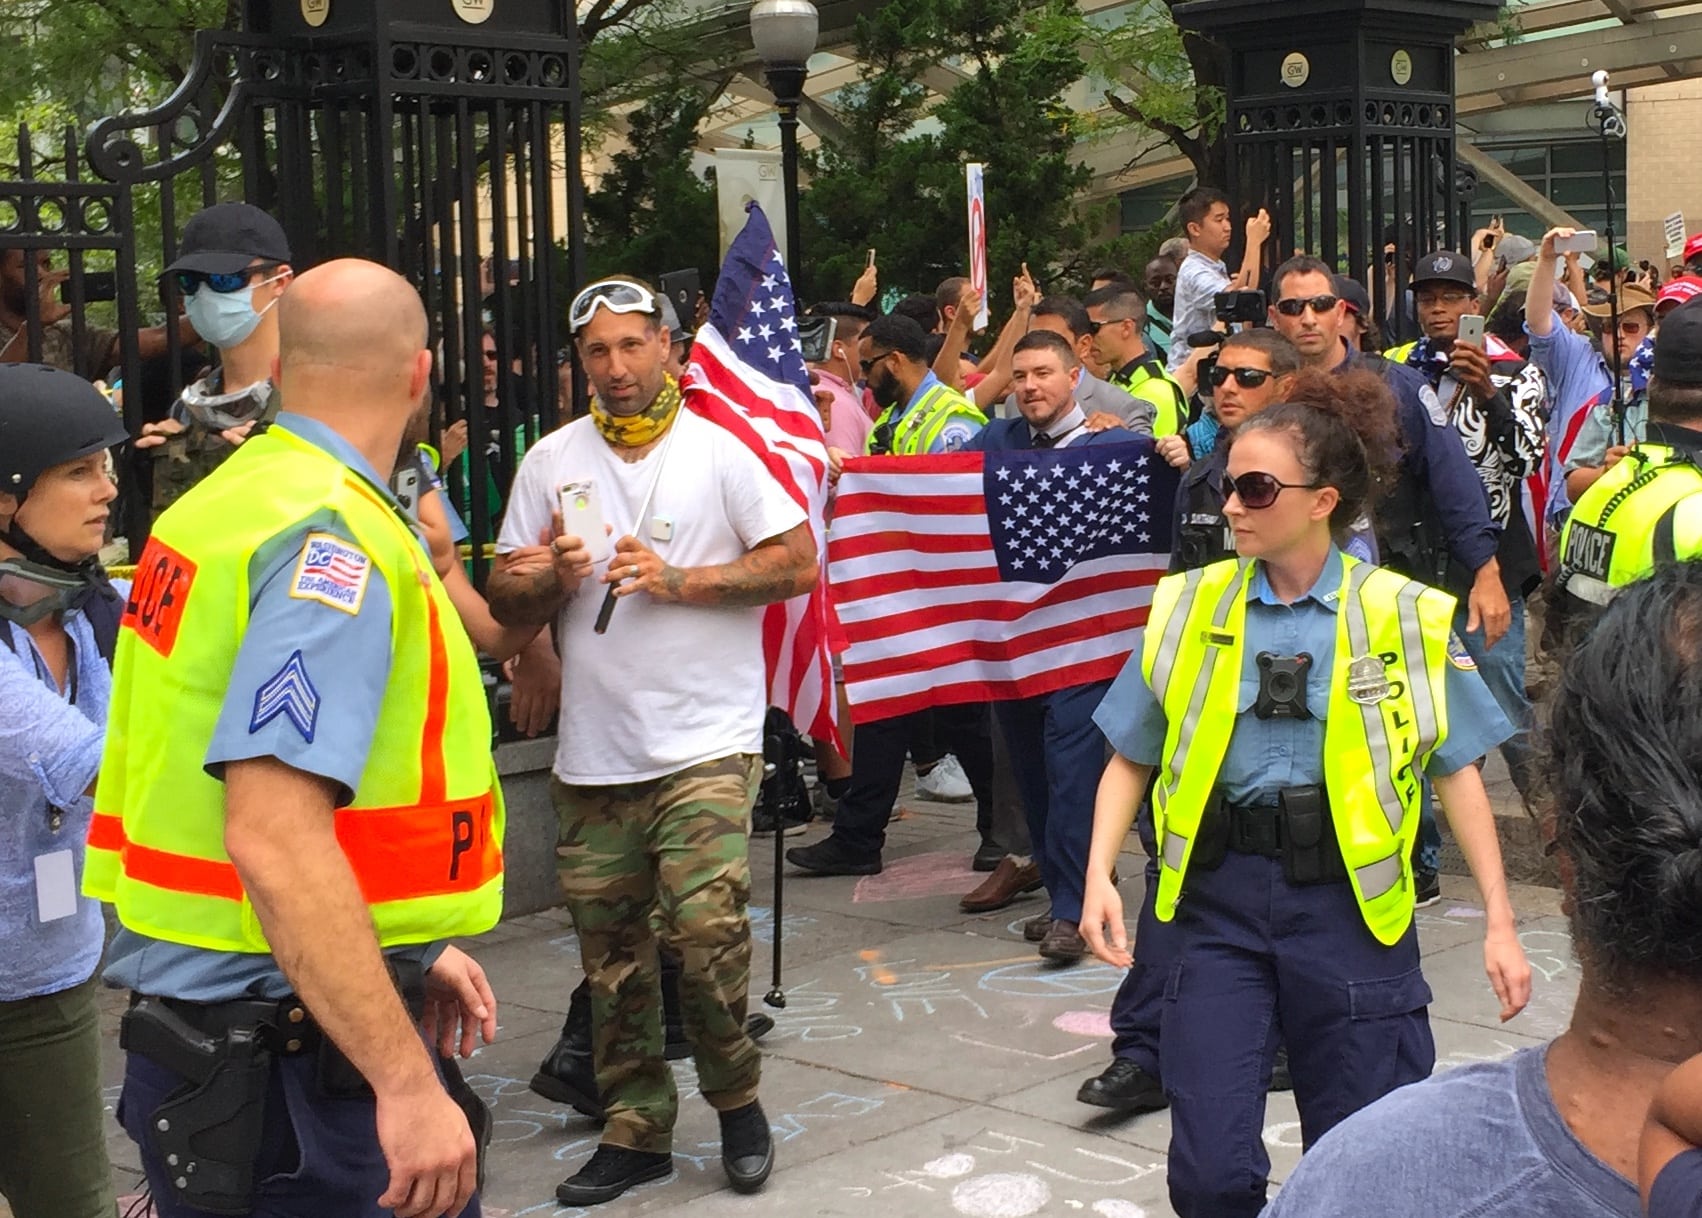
[
  {"left": 1213, "top": 290, "right": 1267, "bottom": 326},
  {"left": 1255, "top": 651, "right": 1313, "bottom": 719}
]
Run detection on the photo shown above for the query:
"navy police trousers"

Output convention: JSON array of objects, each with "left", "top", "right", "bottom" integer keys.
[{"left": 1157, "top": 848, "right": 1434, "bottom": 1218}]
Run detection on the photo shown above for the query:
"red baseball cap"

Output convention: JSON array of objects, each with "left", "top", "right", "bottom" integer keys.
[
  {"left": 1658, "top": 275, "right": 1702, "bottom": 315},
  {"left": 1684, "top": 233, "right": 1702, "bottom": 264}
]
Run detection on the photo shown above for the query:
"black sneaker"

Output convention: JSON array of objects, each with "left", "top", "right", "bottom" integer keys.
[
  {"left": 751, "top": 808, "right": 811, "bottom": 836},
  {"left": 787, "top": 836, "right": 881, "bottom": 876},
  {"left": 1414, "top": 869, "right": 1442, "bottom": 909},
  {"left": 1268, "top": 1044, "right": 1293, "bottom": 1092},
  {"left": 747, "top": 1011, "right": 776, "bottom": 1040},
  {"left": 811, "top": 783, "right": 837, "bottom": 821},
  {"left": 718, "top": 1100, "right": 775, "bottom": 1193},
  {"left": 972, "top": 839, "right": 1005, "bottom": 872},
  {"left": 555, "top": 1145, "right": 673, "bottom": 1205}
]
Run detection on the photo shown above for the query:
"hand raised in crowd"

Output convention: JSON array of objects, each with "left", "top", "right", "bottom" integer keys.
[
  {"left": 826, "top": 445, "right": 852, "bottom": 482},
  {"left": 851, "top": 259, "right": 879, "bottom": 308},
  {"left": 1245, "top": 208, "right": 1272, "bottom": 247},
  {"left": 1447, "top": 340, "right": 1496, "bottom": 401},
  {"left": 441, "top": 418, "right": 469, "bottom": 467},
  {"left": 605, "top": 534, "right": 678, "bottom": 601},
  {"left": 693, "top": 290, "right": 710, "bottom": 331},
  {"left": 27, "top": 267, "right": 72, "bottom": 328},
  {"left": 1084, "top": 412, "right": 1125, "bottom": 433},
  {"left": 1012, "top": 262, "right": 1039, "bottom": 312},
  {"left": 1603, "top": 443, "right": 1630, "bottom": 469},
  {"left": 1155, "top": 433, "right": 1192, "bottom": 470},
  {"left": 421, "top": 944, "right": 498, "bottom": 1060},
  {"left": 1079, "top": 871, "right": 1131, "bottom": 969}
]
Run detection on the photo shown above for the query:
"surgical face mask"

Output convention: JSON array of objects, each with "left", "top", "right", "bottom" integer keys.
[{"left": 183, "top": 273, "right": 286, "bottom": 350}]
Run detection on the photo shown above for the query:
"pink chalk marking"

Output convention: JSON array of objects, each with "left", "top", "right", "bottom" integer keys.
[
  {"left": 853, "top": 851, "right": 980, "bottom": 903},
  {"left": 1052, "top": 1010, "right": 1115, "bottom": 1038}
]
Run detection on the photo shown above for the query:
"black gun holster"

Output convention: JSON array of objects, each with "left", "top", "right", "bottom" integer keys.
[{"left": 121, "top": 998, "right": 272, "bottom": 1216}]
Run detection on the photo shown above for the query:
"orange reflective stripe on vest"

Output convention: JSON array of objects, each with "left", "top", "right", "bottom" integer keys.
[{"left": 87, "top": 792, "right": 500, "bottom": 908}]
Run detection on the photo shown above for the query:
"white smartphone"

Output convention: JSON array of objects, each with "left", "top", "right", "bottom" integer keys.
[
  {"left": 1456, "top": 314, "right": 1485, "bottom": 348},
  {"left": 558, "top": 480, "right": 612, "bottom": 563},
  {"left": 1554, "top": 230, "right": 1598, "bottom": 255}
]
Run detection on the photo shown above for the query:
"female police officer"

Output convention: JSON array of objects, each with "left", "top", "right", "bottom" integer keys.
[
  {"left": 1080, "top": 386, "right": 1532, "bottom": 1218},
  {"left": 0, "top": 363, "right": 128, "bottom": 1218}
]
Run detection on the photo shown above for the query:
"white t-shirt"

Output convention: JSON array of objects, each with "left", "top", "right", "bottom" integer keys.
[{"left": 497, "top": 409, "right": 806, "bottom": 784}]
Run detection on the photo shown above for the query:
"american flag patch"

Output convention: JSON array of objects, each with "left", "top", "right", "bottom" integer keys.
[{"left": 288, "top": 532, "right": 371, "bottom": 614}]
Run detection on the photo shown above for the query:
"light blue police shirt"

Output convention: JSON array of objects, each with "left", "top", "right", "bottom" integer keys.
[
  {"left": 894, "top": 372, "right": 982, "bottom": 454},
  {"left": 1094, "top": 547, "right": 1513, "bottom": 805},
  {"left": 103, "top": 412, "right": 441, "bottom": 1002}
]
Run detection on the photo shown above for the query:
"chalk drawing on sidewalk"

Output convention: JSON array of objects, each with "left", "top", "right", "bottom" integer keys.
[{"left": 854, "top": 851, "right": 981, "bottom": 902}]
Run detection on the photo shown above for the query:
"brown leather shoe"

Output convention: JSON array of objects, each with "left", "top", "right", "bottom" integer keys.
[
  {"left": 1022, "top": 910, "right": 1053, "bottom": 942},
  {"left": 960, "top": 857, "right": 1043, "bottom": 913},
  {"left": 1038, "top": 918, "right": 1087, "bottom": 963}
]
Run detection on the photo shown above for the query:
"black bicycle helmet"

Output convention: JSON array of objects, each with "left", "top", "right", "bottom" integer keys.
[{"left": 0, "top": 362, "right": 129, "bottom": 500}]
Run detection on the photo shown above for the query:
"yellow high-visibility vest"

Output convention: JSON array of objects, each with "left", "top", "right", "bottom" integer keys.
[
  {"left": 1140, "top": 556, "right": 1453, "bottom": 945},
  {"left": 85, "top": 423, "right": 504, "bottom": 952}
]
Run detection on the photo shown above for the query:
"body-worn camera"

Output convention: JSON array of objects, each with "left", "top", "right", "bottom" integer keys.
[
  {"left": 1255, "top": 651, "right": 1313, "bottom": 719},
  {"left": 1214, "top": 290, "right": 1267, "bottom": 326}
]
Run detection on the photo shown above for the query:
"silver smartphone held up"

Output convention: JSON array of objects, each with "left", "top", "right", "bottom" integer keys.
[
  {"left": 391, "top": 464, "right": 423, "bottom": 523},
  {"left": 1456, "top": 314, "right": 1486, "bottom": 349},
  {"left": 559, "top": 480, "right": 612, "bottom": 563},
  {"left": 1553, "top": 230, "right": 1598, "bottom": 256}
]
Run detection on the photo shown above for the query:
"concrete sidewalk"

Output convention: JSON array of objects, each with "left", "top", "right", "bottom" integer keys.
[{"left": 75, "top": 765, "right": 1570, "bottom": 1218}]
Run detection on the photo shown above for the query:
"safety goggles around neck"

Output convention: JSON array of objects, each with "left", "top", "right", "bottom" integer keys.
[
  {"left": 569, "top": 280, "right": 659, "bottom": 333},
  {"left": 1220, "top": 469, "right": 1322, "bottom": 510}
]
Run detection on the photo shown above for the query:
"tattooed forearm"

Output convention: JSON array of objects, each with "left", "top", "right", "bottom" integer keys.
[{"left": 668, "top": 523, "right": 817, "bottom": 608}]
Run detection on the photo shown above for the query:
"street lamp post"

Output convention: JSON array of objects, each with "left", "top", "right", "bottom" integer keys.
[{"left": 749, "top": 0, "right": 818, "bottom": 275}]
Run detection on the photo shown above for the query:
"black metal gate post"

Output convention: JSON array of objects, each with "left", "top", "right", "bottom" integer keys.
[
  {"left": 3, "top": 0, "right": 584, "bottom": 562},
  {"left": 1173, "top": 0, "right": 1500, "bottom": 341}
]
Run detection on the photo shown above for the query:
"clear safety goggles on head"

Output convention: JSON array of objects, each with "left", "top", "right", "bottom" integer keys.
[{"left": 568, "top": 280, "right": 658, "bottom": 333}]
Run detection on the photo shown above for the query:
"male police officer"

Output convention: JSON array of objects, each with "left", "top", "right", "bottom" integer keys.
[
  {"left": 860, "top": 312, "right": 985, "bottom": 456},
  {"left": 1083, "top": 284, "right": 1189, "bottom": 437},
  {"left": 89, "top": 260, "right": 501, "bottom": 1218},
  {"left": 1553, "top": 299, "right": 1702, "bottom": 632}
]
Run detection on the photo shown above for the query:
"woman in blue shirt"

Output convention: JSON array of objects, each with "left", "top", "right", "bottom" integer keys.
[
  {"left": 1081, "top": 387, "right": 1532, "bottom": 1218},
  {"left": 0, "top": 363, "right": 130, "bottom": 1218}
]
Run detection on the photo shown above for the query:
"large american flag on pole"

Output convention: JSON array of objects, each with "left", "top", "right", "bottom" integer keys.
[
  {"left": 831, "top": 439, "right": 1180, "bottom": 723},
  {"left": 682, "top": 203, "right": 841, "bottom": 753}
]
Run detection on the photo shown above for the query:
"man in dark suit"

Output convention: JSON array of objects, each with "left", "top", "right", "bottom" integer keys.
[{"left": 961, "top": 330, "right": 1142, "bottom": 961}]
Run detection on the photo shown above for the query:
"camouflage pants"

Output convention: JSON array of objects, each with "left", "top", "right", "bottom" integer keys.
[{"left": 551, "top": 753, "right": 762, "bottom": 1153}]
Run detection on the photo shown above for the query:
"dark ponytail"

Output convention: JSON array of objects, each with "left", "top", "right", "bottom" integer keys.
[{"left": 1229, "top": 367, "right": 1401, "bottom": 533}]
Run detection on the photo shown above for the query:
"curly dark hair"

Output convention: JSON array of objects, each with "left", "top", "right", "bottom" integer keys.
[
  {"left": 1229, "top": 367, "right": 1402, "bottom": 533},
  {"left": 1547, "top": 563, "right": 1702, "bottom": 991}
]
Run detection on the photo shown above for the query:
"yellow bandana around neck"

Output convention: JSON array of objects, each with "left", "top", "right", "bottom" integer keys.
[{"left": 590, "top": 375, "right": 682, "bottom": 448}]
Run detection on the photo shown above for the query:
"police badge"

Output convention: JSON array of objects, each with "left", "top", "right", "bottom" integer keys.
[{"left": 1347, "top": 654, "right": 1391, "bottom": 705}]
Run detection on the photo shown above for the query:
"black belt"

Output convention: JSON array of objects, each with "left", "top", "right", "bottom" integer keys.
[{"left": 144, "top": 994, "right": 323, "bottom": 1055}]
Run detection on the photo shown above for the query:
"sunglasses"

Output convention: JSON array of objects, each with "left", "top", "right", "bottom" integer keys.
[
  {"left": 860, "top": 350, "right": 894, "bottom": 375},
  {"left": 569, "top": 279, "right": 658, "bottom": 332},
  {"left": 1220, "top": 469, "right": 1322, "bottom": 509},
  {"left": 1207, "top": 364, "right": 1274, "bottom": 388},
  {"left": 1274, "top": 294, "right": 1339, "bottom": 317},
  {"left": 174, "top": 264, "right": 281, "bottom": 296}
]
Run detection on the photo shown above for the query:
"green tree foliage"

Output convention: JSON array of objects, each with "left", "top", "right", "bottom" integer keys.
[
  {"left": 582, "top": 84, "right": 723, "bottom": 284},
  {"left": 797, "top": 0, "right": 1128, "bottom": 305}
]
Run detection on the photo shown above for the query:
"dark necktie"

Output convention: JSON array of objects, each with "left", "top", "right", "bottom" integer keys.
[{"left": 1032, "top": 431, "right": 1058, "bottom": 449}]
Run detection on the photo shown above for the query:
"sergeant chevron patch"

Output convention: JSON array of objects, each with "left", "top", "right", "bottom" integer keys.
[{"left": 250, "top": 649, "right": 321, "bottom": 742}]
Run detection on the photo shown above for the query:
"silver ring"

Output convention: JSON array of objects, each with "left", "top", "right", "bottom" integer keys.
[
  {"left": 550, "top": 539, "right": 562, "bottom": 555},
  {"left": 629, "top": 565, "right": 640, "bottom": 579}
]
